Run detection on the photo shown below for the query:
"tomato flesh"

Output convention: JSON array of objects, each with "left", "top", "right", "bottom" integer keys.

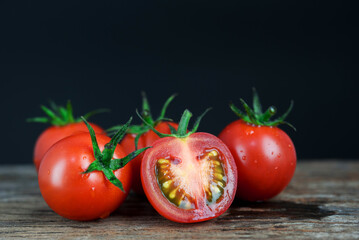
[
  {"left": 141, "top": 132, "right": 237, "bottom": 223},
  {"left": 155, "top": 149, "right": 227, "bottom": 209}
]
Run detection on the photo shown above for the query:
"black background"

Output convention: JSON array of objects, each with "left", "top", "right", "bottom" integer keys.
[{"left": 0, "top": 1, "right": 358, "bottom": 164}]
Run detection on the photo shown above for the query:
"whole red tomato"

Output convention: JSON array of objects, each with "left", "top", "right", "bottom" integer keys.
[
  {"left": 219, "top": 89, "right": 296, "bottom": 201},
  {"left": 109, "top": 93, "right": 178, "bottom": 194},
  {"left": 38, "top": 118, "right": 148, "bottom": 221},
  {"left": 141, "top": 110, "right": 237, "bottom": 223},
  {"left": 28, "top": 101, "right": 106, "bottom": 172}
]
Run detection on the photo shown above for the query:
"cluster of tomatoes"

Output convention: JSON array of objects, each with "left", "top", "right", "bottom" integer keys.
[{"left": 29, "top": 90, "right": 296, "bottom": 223}]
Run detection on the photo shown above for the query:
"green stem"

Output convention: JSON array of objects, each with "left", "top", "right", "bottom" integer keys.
[
  {"left": 261, "top": 106, "right": 276, "bottom": 122},
  {"left": 158, "top": 94, "right": 177, "bottom": 121},
  {"left": 66, "top": 100, "right": 75, "bottom": 123},
  {"left": 27, "top": 101, "right": 109, "bottom": 126},
  {"left": 177, "top": 110, "right": 192, "bottom": 136},
  {"left": 81, "top": 117, "right": 102, "bottom": 160},
  {"left": 252, "top": 88, "right": 263, "bottom": 114},
  {"left": 229, "top": 89, "right": 295, "bottom": 130},
  {"left": 137, "top": 108, "right": 210, "bottom": 139},
  {"left": 81, "top": 116, "right": 150, "bottom": 192},
  {"left": 141, "top": 92, "right": 154, "bottom": 125},
  {"left": 189, "top": 108, "right": 212, "bottom": 134}
]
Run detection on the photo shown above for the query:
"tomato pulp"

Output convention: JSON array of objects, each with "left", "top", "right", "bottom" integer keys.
[
  {"left": 141, "top": 132, "right": 237, "bottom": 223},
  {"left": 219, "top": 120, "right": 296, "bottom": 201}
]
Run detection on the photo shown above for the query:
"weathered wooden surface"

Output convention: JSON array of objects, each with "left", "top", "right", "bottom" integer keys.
[{"left": 0, "top": 161, "right": 358, "bottom": 239}]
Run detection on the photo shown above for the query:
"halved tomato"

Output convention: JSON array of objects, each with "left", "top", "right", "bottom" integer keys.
[{"left": 140, "top": 110, "right": 237, "bottom": 223}]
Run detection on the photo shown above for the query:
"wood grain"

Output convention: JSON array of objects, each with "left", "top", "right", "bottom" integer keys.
[{"left": 0, "top": 161, "right": 358, "bottom": 239}]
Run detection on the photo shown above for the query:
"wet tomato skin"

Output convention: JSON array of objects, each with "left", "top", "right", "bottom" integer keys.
[
  {"left": 34, "top": 122, "right": 104, "bottom": 172},
  {"left": 141, "top": 132, "right": 237, "bottom": 223},
  {"left": 38, "top": 133, "right": 132, "bottom": 221},
  {"left": 219, "top": 120, "right": 296, "bottom": 201},
  {"left": 121, "top": 121, "right": 178, "bottom": 194}
]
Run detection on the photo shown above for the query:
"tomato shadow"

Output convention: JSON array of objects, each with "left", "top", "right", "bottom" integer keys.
[
  {"left": 112, "top": 192, "right": 159, "bottom": 217},
  {"left": 111, "top": 192, "right": 337, "bottom": 222},
  {"left": 222, "top": 200, "right": 336, "bottom": 221}
]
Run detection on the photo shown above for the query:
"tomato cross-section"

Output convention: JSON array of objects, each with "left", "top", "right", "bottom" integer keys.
[
  {"left": 156, "top": 149, "right": 227, "bottom": 209},
  {"left": 141, "top": 132, "right": 237, "bottom": 223}
]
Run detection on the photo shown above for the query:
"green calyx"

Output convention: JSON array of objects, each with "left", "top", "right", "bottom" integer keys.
[
  {"left": 107, "top": 92, "right": 177, "bottom": 148},
  {"left": 82, "top": 117, "right": 150, "bottom": 192},
  {"left": 230, "top": 88, "right": 295, "bottom": 130},
  {"left": 137, "top": 108, "right": 212, "bottom": 139},
  {"left": 27, "top": 100, "right": 109, "bottom": 126}
]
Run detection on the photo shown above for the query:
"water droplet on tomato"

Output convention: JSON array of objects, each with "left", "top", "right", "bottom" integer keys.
[
  {"left": 271, "top": 152, "right": 274, "bottom": 155},
  {"left": 254, "top": 160, "right": 258, "bottom": 164},
  {"left": 91, "top": 187, "right": 95, "bottom": 191},
  {"left": 83, "top": 156, "right": 87, "bottom": 160},
  {"left": 274, "top": 166, "right": 279, "bottom": 170},
  {"left": 242, "top": 156, "right": 246, "bottom": 160},
  {"left": 277, "top": 153, "right": 281, "bottom": 158},
  {"left": 288, "top": 144, "right": 292, "bottom": 148},
  {"left": 47, "top": 170, "right": 50, "bottom": 175},
  {"left": 249, "top": 130, "right": 254, "bottom": 135}
]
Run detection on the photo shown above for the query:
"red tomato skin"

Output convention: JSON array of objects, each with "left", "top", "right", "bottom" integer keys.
[
  {"left": 38, "top": 133, "right": 132, "bottom": 221},
  {"left": 141, "top": 132, "right": 238, "bottom": 223},
  {"left": 219, "top": 120, "right": 296, "bottom": 201},
  {"left": 121, "top": 121, "right": 178, "bottom": 194},
  {"left": 34, "top": 122, "right": 104, "bottom": 172}
]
